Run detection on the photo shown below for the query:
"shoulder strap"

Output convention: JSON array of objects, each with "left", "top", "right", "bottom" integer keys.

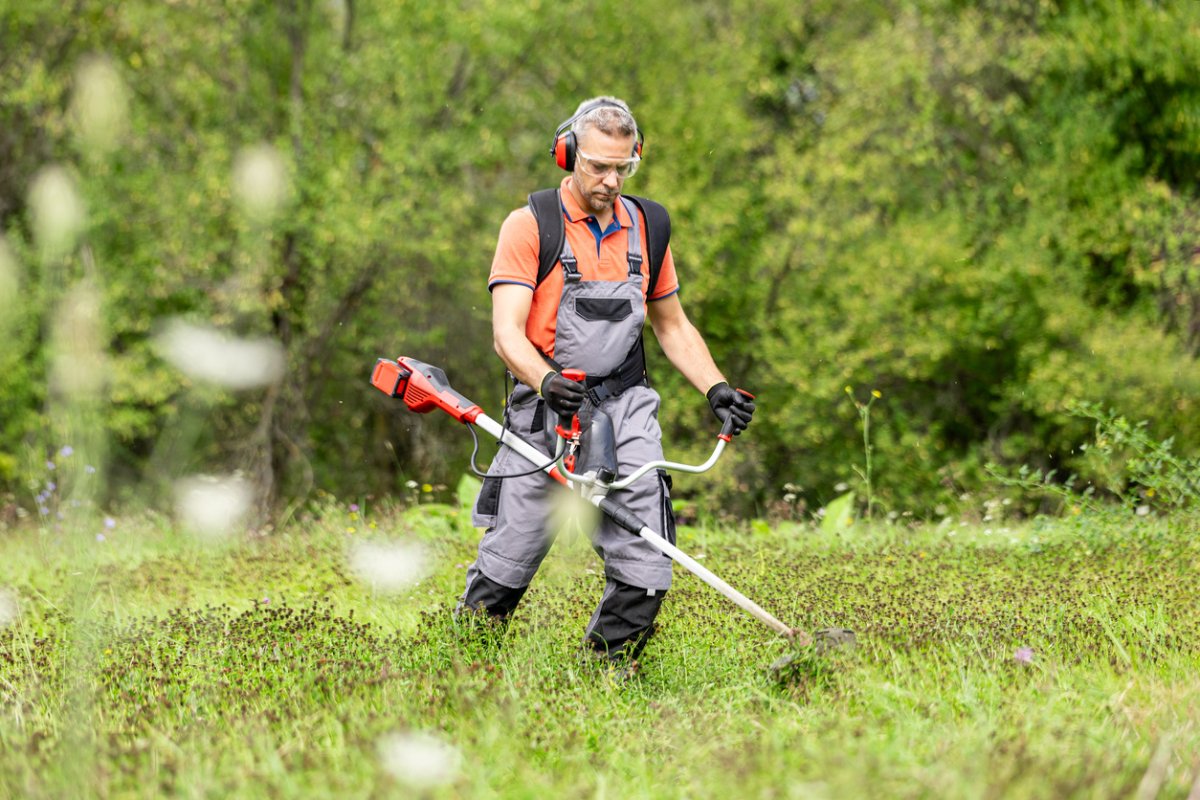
[
  {"left": 625, "top": 195, "right": 671, "bottom": 298},
  {"left": 528, "top": 190, "right": 672, "bottom": 296},
  {"left": 528, "top": 188, "right": 565, "bottom": 289}
]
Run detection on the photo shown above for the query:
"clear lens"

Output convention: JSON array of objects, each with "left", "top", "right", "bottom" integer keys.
[{"left": 577, "top": 151, "right": 640, "bottom": 179}]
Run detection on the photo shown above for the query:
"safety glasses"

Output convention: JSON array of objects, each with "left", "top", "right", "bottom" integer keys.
[{"left": 576, "top": 150, "right": 641, "bottom": 179}]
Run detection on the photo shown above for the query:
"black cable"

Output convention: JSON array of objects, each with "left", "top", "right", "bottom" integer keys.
[{"left": 467, "top": 423, "right": 564, "bottom": 479}]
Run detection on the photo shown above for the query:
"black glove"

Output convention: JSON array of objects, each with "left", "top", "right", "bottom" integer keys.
[
  {"left": 540, "top": 371, "right": 586, "bottom": 417},
  {"left": 706, "top": 382, "right": 756, "bottom": 436}
]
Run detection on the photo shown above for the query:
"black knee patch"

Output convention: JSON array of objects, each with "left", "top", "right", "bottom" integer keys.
[
  {"left": 585, "top": 578, "right": 667, "bottom": 661},
  {"left": 462, "top": 572, "right": 528, "bottom": 620}
]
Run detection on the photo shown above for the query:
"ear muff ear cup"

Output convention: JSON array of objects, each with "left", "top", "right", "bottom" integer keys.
[{"left": 554, "top": 130, "right": 578, "bottom": 172}]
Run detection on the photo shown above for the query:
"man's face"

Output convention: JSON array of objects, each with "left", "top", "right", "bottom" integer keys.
[{"left": 571, "top": 129, "right": 638, "bottom": 216}]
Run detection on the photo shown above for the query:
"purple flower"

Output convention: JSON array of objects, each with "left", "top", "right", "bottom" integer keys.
[
  {"left": 104, "top": 517, "right": 116, "bottom": 529},
  {"left": 349, "top": 503, "right": 360, "bottom": 512},
  {"left": 36, "top": 492, "right": 47, "bottom": 504},
  {"left": 85, "top": 465, "right": 96, "bottom": 474},
  {"left": 1014, "top": 646, "right": 1035, "bottom": 665},
  {"left": 96, "top": 533, "right": 106, "bottom": 542},
  {"left": 37, "top": 506, "right": 49, "bottom": 516},
  {"left": 46, "top": 461, "right": 55, "bottom": 471},
  {"left": 59, "top": 446, "right": 74, "bottom": 458},
  {"left": 46, "top": 482, "right": 56, "bottom": 492}
]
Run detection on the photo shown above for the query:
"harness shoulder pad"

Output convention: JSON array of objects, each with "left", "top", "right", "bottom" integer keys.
[
  {"left": 528, "top": 188, "right": 565, "bottom": 289},
  {"left": 625, "top": 195, "right": 671, "bottom": 298}
]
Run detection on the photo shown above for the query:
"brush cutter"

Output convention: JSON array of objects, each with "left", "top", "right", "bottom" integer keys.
[{"left": 370, "top": 356, "right": 844, "bottom": 652}]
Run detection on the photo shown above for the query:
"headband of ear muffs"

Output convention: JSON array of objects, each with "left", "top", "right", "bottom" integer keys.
[{"left": 549, "top": 100, "right": 645, "bottom": 172}]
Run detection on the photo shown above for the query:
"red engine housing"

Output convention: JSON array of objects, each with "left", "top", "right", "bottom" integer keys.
[{"left": 370, "top": 357, "right": 482, "bottom": 424}]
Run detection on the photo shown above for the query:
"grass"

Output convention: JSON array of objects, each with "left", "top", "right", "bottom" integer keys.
[{"left": 2, "top": 499, "right": 1199, "bottom": 799}]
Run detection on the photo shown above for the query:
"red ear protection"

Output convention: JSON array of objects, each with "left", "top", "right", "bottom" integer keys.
[{"left": 550, "top": 100, "right": 644, "bottom": 172}]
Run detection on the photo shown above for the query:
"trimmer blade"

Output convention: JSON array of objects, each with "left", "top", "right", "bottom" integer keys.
[{"left": 769, "top": 627, "right": 858, "bottom": 674}]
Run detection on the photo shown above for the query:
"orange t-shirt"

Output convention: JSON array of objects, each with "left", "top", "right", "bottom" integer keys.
[{"left": 487, "top": 176, "right": 679, "bottom": 358}]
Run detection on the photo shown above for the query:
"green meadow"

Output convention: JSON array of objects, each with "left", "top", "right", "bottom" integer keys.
[{"left": 3, "top": 500, "right": 1197, "bottom": 798}]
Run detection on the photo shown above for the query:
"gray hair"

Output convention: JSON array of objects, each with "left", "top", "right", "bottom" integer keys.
[{"left": 571, "top": 96, "right": 638, "bottom": 142}]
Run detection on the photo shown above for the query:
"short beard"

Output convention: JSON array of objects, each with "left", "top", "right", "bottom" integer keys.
[{"left": 579, "top": 185, "right": 616, "bottom": 215}]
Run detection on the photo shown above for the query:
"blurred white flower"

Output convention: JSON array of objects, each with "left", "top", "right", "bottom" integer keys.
[
  {"left": 376, "top": 731, "right": 461, "bottom": 790},
  {"left": 349, "top": 539, "right": 429, "bottom": 593},
  {"left": 156, "top": 319, "right": 284, "bottom": 389},
  {"left": 28, "top": 165, "right": 86, "bottom": 258},
  {"left": 232, "top": 144, "right": 290, "bottom": 224},
  {"left": 175, "top": 475, "right": 253, "bottom": 538},
  {"left": 51, "top": 282, "right": 106, "bottom": 395},
  {"left": 0, "top": 589, "right": 18, "bottom": 628},
  {"left": 0, "top": 237, "right": 18, "bottom": 315},
  {"left": 70, "top": 54, "right": 129, "bottom": 155}
]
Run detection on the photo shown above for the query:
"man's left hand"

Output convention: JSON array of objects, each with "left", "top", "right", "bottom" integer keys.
[{"left": 706, "top": 382, "right": 756, "bottom": 436}]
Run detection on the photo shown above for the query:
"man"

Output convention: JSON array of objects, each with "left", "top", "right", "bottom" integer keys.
[{"left": 461, "top": 96, "right": 755, "bottom": 672}]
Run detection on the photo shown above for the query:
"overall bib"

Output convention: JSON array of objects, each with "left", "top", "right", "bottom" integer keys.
[{"left": 462, "top": 197, "right": 676, "bottom": 661}]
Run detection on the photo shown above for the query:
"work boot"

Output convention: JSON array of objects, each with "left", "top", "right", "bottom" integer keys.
[
  {"left": 457, "top": 566, "right": 528, "bottom": 622},
  {"left": 583, "top": 578, "right": 667, "bottom": 666}
]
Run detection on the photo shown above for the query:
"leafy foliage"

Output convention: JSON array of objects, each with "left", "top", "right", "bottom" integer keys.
[{"left": 2, "top": 0, "right": 1199, "bottom": 517}]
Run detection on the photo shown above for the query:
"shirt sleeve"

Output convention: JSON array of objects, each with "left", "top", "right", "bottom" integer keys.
[
  {"left": 487, "top": 207, "right": 540, "bottom": 292},
  {"left": 648, "top": 243, "right": 680, "bottom": 300}
]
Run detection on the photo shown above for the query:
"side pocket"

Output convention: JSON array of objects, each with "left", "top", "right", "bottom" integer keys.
[
  {"left": 472, "top": 476, "right": 502, "bottom": 528},
  {"left": 657, "top": 470, "right": 676, "bottom": 549}
]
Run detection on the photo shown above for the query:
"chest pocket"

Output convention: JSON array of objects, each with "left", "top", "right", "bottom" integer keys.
[{"left": 575, "top": 296, "right": 633, "bottom": 322}]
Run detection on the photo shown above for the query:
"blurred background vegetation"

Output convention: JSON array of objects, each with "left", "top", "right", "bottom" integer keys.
[{"left": 2, "top": 0, "right": 1198, "bottom": 521}]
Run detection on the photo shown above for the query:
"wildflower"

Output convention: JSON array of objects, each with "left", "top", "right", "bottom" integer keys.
[
  {"left": 349, "top": 503, "right": 360, "bottom": 512},
  {"left": 405, "top": 480, "right": 418, "bottom": 490},
  {"left": 1014, "top": 646, "right": 1034, "bottom": 665},
  {"left": 46, "top": 461, "right": 56, "bottom": 471},
  {"left": 1136, "top": 505, "right": 1150, "bottom": 517},
  {"left": 84, "top": 465, "right": 96, "bottom": 474},
  {"left": 59, "top": 446, "right": 74, "bottom": 458},
  {"left": 96, "top": 533, "right": 106, "bottom": 542},
  {"left": 349, "top": 540, "right": 429, "bottom": 592},
  {"left": 377, "top": 731, "right": 461, "bottom": 790},
  {"left": 37, "top": 505, "right": 49, "bottom": 516},
  {"left": 175, "top": 475, "right": 252, "bottom": 538},
  {"left": 349, "top": 512, "right": 359, "bottom": 521},
  {"left": 46, "top": 481, "right": 56, "bottom": 492},
  {"left": 1145, "top": 488, "right": 1156, "bottom": 498},
  {"left": 346, "top": 527, "right": 357, "bottom": 534},
  {"left": 155, "top": 318, "right": 284, "bottom": 389},
  {"left": 871, "top": 390, "right": 882, "bottom": 398},
  {"left": 368, "top": 522, "right": 377, "bottom": 530},
  {"left": 104, "top": 517, "right": 115, "bottom": 529},
  {"left": 0, "top": 590, "right": 17, "bottom": 628},
  {"left": 421, "top": 483, "right": 433, "bottom": 493}
]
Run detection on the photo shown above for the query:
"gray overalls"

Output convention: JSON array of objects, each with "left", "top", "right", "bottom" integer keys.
[{"left": 462, "top": 196, "right": 676, "bottom": 661}]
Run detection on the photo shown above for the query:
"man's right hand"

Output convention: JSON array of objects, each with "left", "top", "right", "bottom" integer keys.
[{"left": 540, "top": 371, "right": 586, "bottom": 417}]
